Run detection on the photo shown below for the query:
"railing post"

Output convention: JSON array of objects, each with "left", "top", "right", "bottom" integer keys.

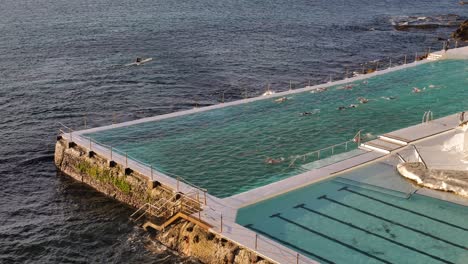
[
  {"left": 125, "top": 152, "right": 128, "bottom": 168},
  {"left": 296, "top": 253, "right": 300, "bottom": 264},
  {"left": 222, "top": 92, "right": 225, "bottom": 103},
  {"left": 110, "top": 145, "right": 113, "bottom": 160},
  {"left": 415, "top": 52, "right": 418, "bottom": 62},
  {"left": 220, "top": 214, "right": 223, "bottom": 233},
  {"left": 389, "top": 58, "right": 392, "bottom": 68},
  {"left": 204, "top": 191, "right": 207, "bottom": 205},
  {"left": 196, "top": 191, "right": 200, "bottom": 203},
  {"left": 84, "top": 115, "right": 87, "bottom": 129},
  {"left": 317, "top": 150, "right": 320, "bottom": 159},
  {"left": 255, "top": 234, "right": 258, "bottom": 250},
  {"left": 150, "top": 165, "right": 154, "bottom": 180},
  {"left": 404, "top": 55, "right": 407, "bottom": 64},
  {"left": 345, "top": 141, "right": 348, "bottom": 150},
  {"left": 177, "top": 177, "right": 180, "bottom": 192},
  {"left": 331, "top": 146, "right": 334, "bottom": 155},
  {"left": 89, "top": 138, "right": 92, "bottom": 150}
]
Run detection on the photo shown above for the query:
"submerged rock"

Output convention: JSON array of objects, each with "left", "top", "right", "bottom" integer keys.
[
  {"left": 452, "top": 20, "right": 468, "bottom": 41},
  {"left": 391, "top": 14, "right": 465, "bottom": 30}
]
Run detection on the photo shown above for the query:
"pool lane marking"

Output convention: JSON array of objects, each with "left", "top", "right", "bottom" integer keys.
[
  {"left": 318, "top": 195, "right": 468, "bottom": 250},
  {"left": 243, "top": 224, "right": 335, "bottom": 264},
  {"left": 269, "top": 213, "right": 394, "bottom": 264},
  {"left": 294, "top": 203, "right": 454, "bottom": 264},
  {"left": 338, "top": 186, "right": 468, "bottom": 232}
]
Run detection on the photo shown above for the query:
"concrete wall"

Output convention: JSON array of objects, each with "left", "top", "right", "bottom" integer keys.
[{"left": 54, "top": 138, "right": 273, "bottom": 264}]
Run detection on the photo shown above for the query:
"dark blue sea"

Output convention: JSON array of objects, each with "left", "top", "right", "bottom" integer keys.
[{"left": 0, "top": 0, "right": 465, "bottom": 263}]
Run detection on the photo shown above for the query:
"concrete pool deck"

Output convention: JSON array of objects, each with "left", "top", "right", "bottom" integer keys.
[
  {"left": 61, "top": 111, "right": 467, "bottom": 264},
  {"left": 61, "top": 46, "right": 468, "bottom": 264}
]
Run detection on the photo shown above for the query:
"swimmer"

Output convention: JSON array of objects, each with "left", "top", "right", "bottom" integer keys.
[
  {"left": 429, "top": 84, "right": 435, "bottom": 88},
  {"left": 349, "top": 104, "right": 358, "bottom": 108},
  {"left": 264, "top": 157, "right": 284, "bottom": 164},
  {"left": 300, "top": 109, "right": 320, "bottom": 116},
  {"left": 412, "top": 87, "right": 421, "bottom": 93},
  {"left": 357, "top": 97, "right": 369, "bottom": 104},
  {"left": 337, "top": 84, "right": 354, "bottom": 90},
  {"left": 362, "top": 80, "right": 368, "bottom": 85},
  {"left": 135, "top": 57, "right": 142, "bottom": 63},
  {"left": 337, "top": 106, "right": 346, "bottom": 111},
  {"left": 381, "top": 96, "right": 397, "bottom": 100},
  {"left": 310, "top": 87, "right": 327, "bottom": 94},
  {"left": 275, "top": 97, "right": 288, "bottom": 103}
]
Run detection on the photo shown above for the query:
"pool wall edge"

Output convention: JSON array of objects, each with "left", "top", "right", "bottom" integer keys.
[
  {"left": 54, "top": 138, "right": 279, "bottom": 264},
  {"left": 76, "top": 47, "right": 468, "bottom": 137}
]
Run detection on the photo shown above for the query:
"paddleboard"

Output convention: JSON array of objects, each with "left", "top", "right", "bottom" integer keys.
[{"left": 125, "top": 58, "right": 153, "bottom": 66}]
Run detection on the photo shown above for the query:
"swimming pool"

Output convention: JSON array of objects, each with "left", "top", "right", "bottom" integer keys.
[
  {"left": 85, "top": 59, "right": 468, "bottom": 197},
  {"left": 236, "top": 162, "right": 468, "bottom": 264}
]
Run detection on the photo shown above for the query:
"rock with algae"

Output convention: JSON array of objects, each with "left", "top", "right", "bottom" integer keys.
[{"left": 397, "top": 162, "right": 468, "bottom": 197}]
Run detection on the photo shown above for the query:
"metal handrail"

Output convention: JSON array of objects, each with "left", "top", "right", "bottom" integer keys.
[
  {"left": 60, "top": 131, "right": 209, "bottom": 197},
  {"left": 422, "top": 111, "right": 433, "bottom": 124},
  {"left": 204, "top": 206, "right": 316, "bottom": 264},
  {"left": 412, "top": 145, "right": 428, "bottom": 169},
  {"left": 289, "top": 130, "right": 363, "bottom": 168}
]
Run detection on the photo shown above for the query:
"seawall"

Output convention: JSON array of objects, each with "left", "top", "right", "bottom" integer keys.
[{"left": 54, "top": 137, "right": 273, "bottom": 264}]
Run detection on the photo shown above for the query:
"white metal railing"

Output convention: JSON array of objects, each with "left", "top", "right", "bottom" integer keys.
[
  {"left": 58, "top": 125, "right": 209, "bottom": 202},
  {"left": 202, "top": 206, "right": 318, "bottom": 264},
  {"left": 288, "top": 130, "right": 363, "bottom": 168},
  {"left": 412, "top": 145, "right": 428, "bottom": 169}
]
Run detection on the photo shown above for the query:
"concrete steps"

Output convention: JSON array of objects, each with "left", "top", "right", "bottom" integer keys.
[
  {"left": 143, "top": 212, "right": 212, "bottom": 231},
  {"left": 361, "top": 136, "right": 407, "bottom": 154}
]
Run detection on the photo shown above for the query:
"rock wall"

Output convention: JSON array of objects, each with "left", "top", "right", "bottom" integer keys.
[
  {"left": 397, "top": 162, "right": 468, "bottom": 197},
  {"left": 54, "top": 138, "right": 273, "bottom": 264},
  {"left": 452, "top": 20, "right": 468, "bottom": 42}
]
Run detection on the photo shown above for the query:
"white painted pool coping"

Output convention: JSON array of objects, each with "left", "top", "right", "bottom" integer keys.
[
  {"left": 64, "top": 46, "right": 468, "bottom": 264},
  {"left": 74, "top": 47, "right": 468, "bottom": 137}
]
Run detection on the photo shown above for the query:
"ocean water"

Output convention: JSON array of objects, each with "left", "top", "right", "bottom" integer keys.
[
  {"left": 0, "top": 0, "right": 466, "bottom": 262},
  {"left": 87, "top": 59, "right": 468, "bottom": 198}
]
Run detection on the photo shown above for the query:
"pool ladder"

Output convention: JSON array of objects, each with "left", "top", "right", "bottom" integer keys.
[{"left": 422, "top": 111, "right": 433, "bottom": 124}]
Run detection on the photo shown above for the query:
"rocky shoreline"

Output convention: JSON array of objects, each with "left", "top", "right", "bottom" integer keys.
[
  {"left": 54, "top": 137, "right": 272, "bottom": 264},
  {"left": 452, "top": 20, "right": 468, "bottom": 41}
]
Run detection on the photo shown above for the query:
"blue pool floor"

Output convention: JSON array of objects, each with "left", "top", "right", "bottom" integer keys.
[{"left": 236, "top": 164, "right": 468, "bottom": 264}]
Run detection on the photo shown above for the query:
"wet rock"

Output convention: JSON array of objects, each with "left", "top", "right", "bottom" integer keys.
[
  {"left": 397, "top": 162, "right": 468, "bottom": 197},
  {"left": 452, "top": 20, "right": 468, "bottom": 41}
]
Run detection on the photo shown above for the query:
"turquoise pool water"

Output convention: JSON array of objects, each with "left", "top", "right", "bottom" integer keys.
[
  {"left": 236, "top": 163, "right": 468, "bottom": 264},
  {"left": 86, "top": 60, "right": 468, "bottom": 197}
]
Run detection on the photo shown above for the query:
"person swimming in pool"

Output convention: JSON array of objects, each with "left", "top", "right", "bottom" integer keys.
[
  {"left": 265, "top": 157, "right": 284, "bottom": 164},
  {"left": 412, "top": 87, "right": 421, "bottom": 93},
  {"left": 337, "top": 106, "right": 346, "bottom": 110},
  {"left": 358, "top": 97, "right": 369, "bottom": 104}
]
